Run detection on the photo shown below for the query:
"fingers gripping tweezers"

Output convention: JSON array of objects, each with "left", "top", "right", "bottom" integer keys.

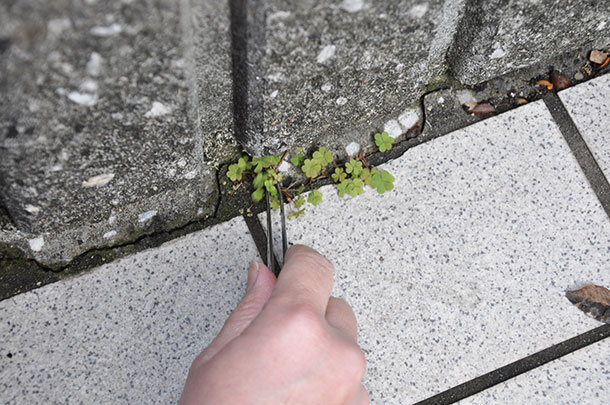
[{"left": 265, "top": 184, "right": 288, "bottom": 276}]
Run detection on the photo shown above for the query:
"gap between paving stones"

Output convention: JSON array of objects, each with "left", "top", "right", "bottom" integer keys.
[
  {"left": 544, "top": 92, "right": 610, "bottom": 218},
  {"left": 2, "top": 64, "right": 609, "bottom": 303},
  {"left": 415, "top": 325, "right": 610, "bottom": 404}
]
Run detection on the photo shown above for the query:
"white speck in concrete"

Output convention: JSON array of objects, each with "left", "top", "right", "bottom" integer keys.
[
  {"left": 90, "top": 23, "right": 122, "bottom": 37},
  {"left": 398, "top": 109, "right": 420, "bottom": 130},
  {"left": 56, "top": 88, "right": 67, "bottom": 96},
  {"left": 24, "top": 204, "right": 41, "bottom": 214},
  {"left": 345, "top": 142, "right": 361, "bottom": 156},
  {"left": 317, "top": 45, "right": 336, "bottom": 64},
  {"left": 490, "top": 47, "right": 506, "bottom": 59},
  {"left": 50, "top": 164, "right": 63, "bottom": 172},
  {"left": 438, "top": 96, "right": 445, "bottom": 104},
  {"left": 28, "top": 236, "right": 44, "bottom": 252},
  {"left": 79, "top": 79, "right": 98, "bottom": 93},
  {"left": 67, "top": 92, "right": 97, "bottom": 106},
  {"left": 103, "top": 230, "right": 117, "bottom": 239},
  {"left": 336, "top": 97, "right": 348, "bottom": 106},
  {"left": 267, "top": 72, "right": 284, "bottom": 83},
  {"left": 267, "top": 10, "right": 291, "bottom": 23},
  {"left": 138, "top": 210, "right": 157, "bottom": 223},
  {"left": 321, "top": 83, "right": 332, "bottom": 92},
  {"left": 270, "top": 90, "right": 279, "bottom": 98},
  {"left": 185, "top": 170, "right": 197, "bottom": 180},
  {"left": 86, "top": 52, "right": 103, "bottom": 77},
  {"left": 108, "top": 215, "right": 116, "bottom": 225},
  {"left": 177, "top": 158, "right": 187, "bottom": 168},
  {"left": 340, "top": 0, "right": 364, "bottom": 13},
  {"left": 597, "top": 21, "right": 606, "bottom": 30},
  {"left": 82, "top": 173, "right": 115, "bottom": 188},
  {"left": 196, "top": 207, "right": 205, "bottom": 216},
  {"left": 456, "top": 89, "right": 477, "bottom": 104},
  {"left": 408, "top": 3, "right": 429, "bottom": 19},
  {"left": 111, "top": 199, "right": 119, "bottom": 206},
  {"left": 384, "top": 119, "right": 402, "bottom": 138},
  {"left": 47, "top": 18, "right": 71, "bottom": 36},
  {"left": 278, "top": 160, "right": 291, "bottom": 173},
  {"left": 144, "top": 102, "right": 171, "bottom": 118},
  {"left": 168, "top": 168, "right": 176, "bottom": 177}
]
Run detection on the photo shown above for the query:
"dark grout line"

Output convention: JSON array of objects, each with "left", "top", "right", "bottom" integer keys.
[
  {"left": 544, "top": 92, "right": 610, "bottom": 219},
  {"left": 242, "top": 214, "right": 280, "bottom": 273},
  {"left": 415, "top": 324, "right": 610, "bottom": 405}
]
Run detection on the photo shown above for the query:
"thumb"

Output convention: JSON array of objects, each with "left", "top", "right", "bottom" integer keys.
[{"left": 197, "top": 261, "right": 277, "bottom": 363}]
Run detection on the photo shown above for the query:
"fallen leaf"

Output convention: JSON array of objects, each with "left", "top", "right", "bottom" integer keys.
[
  {"left": 463, "top": 101, "right": 478, "bottom": 111},
  {"left": 534, "top": 79, "right": 553, "bottom": 90},
  {"left": 515, "top": 97, "right": 528, "bottom": 105},
  {"left": 601, "top": 57, "right": 610, "bottom": 69},
  {"left": 589, "top": 49, "right": 609, "bottom": 65},
  {"left": 566, "top": 284, "right": 610, "bottom": 324},
  {"left": 550, "top": 70, "right": 571, "bottom": 90},
  {"left": 406, "top": 124, "right": 420, "bottom": 139},
  {"left": 468, "top": 102, "right": 496, "bottom": 115}
]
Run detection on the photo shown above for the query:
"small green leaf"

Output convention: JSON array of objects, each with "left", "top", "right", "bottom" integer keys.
[
  {"left": 290, "top": 153, "right": 304, "bottom": 167},
  {"left": 293, "top": 195, "right": 305, "bottom": 209},
  {"left": 252, "top": 187, "right": 265, "bottom": 202},
  {"left": 227, "top": 163, "right": 243, "bottom": 181},
  {"left": 288, "top": 208, "right": 305, "bottom": 219},
  {"left": 253, "top": 172, "right": 265, "bottom": 189},
  {"left": 337, "top": 180, "right": 349, "bottom": 197},
  {"left": 237, "top": 156, "right": 250, "bottom": 170},
  {"left": 371, "top": 169, "right": 395, "bottom": 194},
  {"left": 375, "top": 131, "right": 394, "bottom": 152},
  {"left": 360, "top": 168, "right": 372, "bottom": 185},
  {"left": 308, "top": 190, "right": 323, "bottom": 206},
  {"left": 332, "top": 167, "right": 347, "bottom": 183},
  {"left": 264, "top": 179, "right": 277, "bottom": 196},
  {"left": 302, "top": 159, "right": 322, "bottom": 179},
  {"left": 269, "top": 194, "right": 280, "bottom": 209},
  {"left": 345, "top": 159, "right": 363, "bottom": 178},
  {"left": 313, "top": 146, "right": 334, "bottom": 166}
]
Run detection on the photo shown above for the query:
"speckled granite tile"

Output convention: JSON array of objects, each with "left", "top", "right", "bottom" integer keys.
[
  {"left": 457, "top": 339, "right": 610, "bottom": 405},
  {"left": 261, "top": 100, "right": 610, "bottom": 404},
  {"left": 0, "top": 217, "right": 258, "bottom": 404},
  {"left": 559, "top": 74, "right": 610, "bottom": 176}
]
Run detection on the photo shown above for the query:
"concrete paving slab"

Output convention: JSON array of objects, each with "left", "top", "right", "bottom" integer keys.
[
  {"left": 450, "top": 0, "right": 610, "bottom": 84},
  {"left": 261, "top": 101, "right": 610, "bottom": 403},
  {"left": 559, "top": 74, "right": 610, "bottom": 177},
  {"left": 0, "top": 217, "right": 257, "bottom": 403},
  {"left": 0, "top": 0, "right": 228, "bottom": 267},
  {"left": 457, "top": 339, "right": 610, "bottom": 404}
]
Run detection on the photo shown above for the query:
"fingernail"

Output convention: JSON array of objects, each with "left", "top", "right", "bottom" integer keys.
[{"left": 246, "top": 261, "right": 260, "bottom": 292}]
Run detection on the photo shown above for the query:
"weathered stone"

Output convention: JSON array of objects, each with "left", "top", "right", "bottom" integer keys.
[
  {"left": 449, "top": 0, "right": 610, "bottom": 84},
  {"left": 0, "top": 0, "right": 230, "bottom": 267},
  {"left": 234, "top": 0, "right": 459, "bottom": 157}
]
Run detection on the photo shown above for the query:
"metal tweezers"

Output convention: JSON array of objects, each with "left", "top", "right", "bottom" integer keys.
[{"left": 265, "top": 184, "right": 288, "bottom": 276}]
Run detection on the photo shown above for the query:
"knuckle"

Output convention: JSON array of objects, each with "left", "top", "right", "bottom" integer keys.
[{"left": 341, "top": 344, "right": 367, "bottom": 382}]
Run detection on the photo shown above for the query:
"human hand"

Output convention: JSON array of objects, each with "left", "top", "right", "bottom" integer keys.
[{"left": 180, "top": 244, "right": 368, "bottom": 404}]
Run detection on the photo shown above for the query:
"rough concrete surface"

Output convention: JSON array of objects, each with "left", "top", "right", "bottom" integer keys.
[
  {"left": 234, "top": 0, "right": 449, "bottom": 156},
  {"left": 0, "top": 0, "right": 224, "bottom": 267},
  {"left": 450, "top": 0, "right": 610, "bottom": 84}
]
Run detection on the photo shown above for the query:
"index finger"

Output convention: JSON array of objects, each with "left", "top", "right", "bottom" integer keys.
[{"left": 270, "top": 244, "right": 334, "bottom": 315}]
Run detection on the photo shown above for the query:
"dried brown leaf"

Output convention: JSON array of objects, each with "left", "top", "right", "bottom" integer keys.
[
  {"left": 589, "top": 49, "right": 609, "bottom": 65},
  {"left": 566, "top": 284, "right": 610, "bottom": 324},
  {"left": 515, "top": 98, "right": 528, "bottom": 105},
  {"left": 550, "top": 71, "right": 571, "bottom": 90},
  {"left": 469, "top": 102, "right": 496, "bottom": 115},
  {"left": 601, "top": 57, "right": 610, "bottom": 69},
  {"left": 535, "top": 79, "right": 553, "bottom": 90}
]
